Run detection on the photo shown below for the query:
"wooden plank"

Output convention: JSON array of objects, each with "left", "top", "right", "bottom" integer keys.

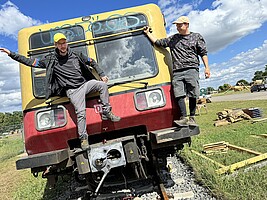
[
  {"left": 216, "top": 152, "right": 267, "bottom": 174},
  {"left": 191, "top": 150, "right": 226, "bottom": 168},
  {"left": 251, "top": 134, "right": 267, "bottom": 139},
  {"left": 203, "top": 141, "right": 227, "bottom": 147},
  {"left": 252, "top": 117, "right": 267, "bottom": 123},
  {"left": 259, "top": 134, "right": 267, "bottom": 138},
  {"left": 227, "top": 144, "right": 262, "bottom": 155}
]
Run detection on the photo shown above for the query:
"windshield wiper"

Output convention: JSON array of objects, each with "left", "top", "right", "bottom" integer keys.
[{"left": 108, "top": 80, "right": 148, "bottom": 89}]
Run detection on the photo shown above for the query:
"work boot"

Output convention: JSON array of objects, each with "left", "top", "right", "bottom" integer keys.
[
  {"left": 174, "top": 116, "right": 188, "bottom": 126},
  {"left": 102, "top": 111, "right": 121, "bottom": 122},
  {"left": 80, "top": 137, "right": 90, "bottom": 150},
  {"left": 102, "top": 104, "right": 121, "bottom": 122},
  {"left": 188, "top": 116, "right": 197, "bottom": 125}
]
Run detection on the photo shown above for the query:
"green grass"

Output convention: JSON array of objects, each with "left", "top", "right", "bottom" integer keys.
[
  {"left": 13, "top": 175, "right": 47, "bottom": 200},
  {"left": 13, "top": 174, "right": 74, "bottom": 200},
  {"left": 0, "top": 135, "right": 24, "bottom": 162},
  {"left": 0, "top": 134, "right": 70, "bottom": 200},
  {"left": 182, "top": 100, "right": 267, "bottom": 200}
]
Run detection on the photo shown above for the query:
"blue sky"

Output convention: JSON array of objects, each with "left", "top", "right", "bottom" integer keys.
[{"left": 0, "top": 0, "right": 267, "bottom": 112}]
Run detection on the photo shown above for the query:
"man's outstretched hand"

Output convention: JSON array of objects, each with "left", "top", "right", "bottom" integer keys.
[{"left": 0, "top": 48, "right": 11, "bottom": 55}]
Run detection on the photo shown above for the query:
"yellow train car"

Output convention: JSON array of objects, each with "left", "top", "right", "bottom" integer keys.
[{"left": 16, "top": 3, "right": 199, "bottom": 196}]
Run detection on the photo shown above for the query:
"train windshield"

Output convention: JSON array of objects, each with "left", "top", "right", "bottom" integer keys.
[
  {"left": 29, "top": 26, "right": 87, "bottom": 98},
  {"left": 92, "top": 14, "right": 158, "bottom": 84}
]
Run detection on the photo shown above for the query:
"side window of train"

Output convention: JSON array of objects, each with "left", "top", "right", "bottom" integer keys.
[
  {"left": 92, "top": 14, "right": 159, "bottom": 85},
  {"left": 29, "top": 26, "right": 87, "bottom": 98}
]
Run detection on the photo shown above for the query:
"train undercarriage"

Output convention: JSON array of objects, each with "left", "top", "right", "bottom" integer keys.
[{"left": 16, "top": 124, "right": 199, "bottom": 199}]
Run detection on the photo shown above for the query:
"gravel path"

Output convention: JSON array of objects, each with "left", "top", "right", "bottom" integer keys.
[
  {"left": 211, "top": 91, "right": 267, "bottom": 102},
  {"left": 139, "top": 155, "right": 216, "bottom": 200}
]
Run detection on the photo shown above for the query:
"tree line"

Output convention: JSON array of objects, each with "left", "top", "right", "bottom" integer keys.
[
  {"left": 209, "top": 65, "right": 267, "bottom": 93},
  {"left": 0, "top": 111, "right": 23, "bottom": 134}
]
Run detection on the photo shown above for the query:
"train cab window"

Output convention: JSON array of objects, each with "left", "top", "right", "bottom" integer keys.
[
  {"left": 29, "top": 26, "right": 87, "bottom": 98},
  {"left": 92, "top": 14, "right": 158, "bottom": 85}
]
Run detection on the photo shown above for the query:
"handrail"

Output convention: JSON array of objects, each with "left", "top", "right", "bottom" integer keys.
[{"left": 27, "top": 27, "right": 145, "bottom": 54}]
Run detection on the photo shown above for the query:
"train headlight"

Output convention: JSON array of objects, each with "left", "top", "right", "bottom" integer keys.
[
  {"left": 134, "top": 87, "right": 166, "bottom": 111},
  {"left": 35, "top": 106, "right": 67, "bottom": 131}
]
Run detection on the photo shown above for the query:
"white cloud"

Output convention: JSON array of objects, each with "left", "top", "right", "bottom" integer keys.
[
  {"left": 189, "top": 0, "right": 267, "bottom": 52},
  {"left": 0, "top": 91, "right": 21, "bottom": 113},
  {"left": 0, "top": 1, "right": 43, "bottom": 112},
  {"left": 161, "top": 0, "right": 267, "bottom": 52},
  {"left": 158, "top": 0, "right": 201, "bottom": 32},
  {"left": 0, "top": 53, "right": 21, "bottom": 112},
  {"left": 0, "top": 1, "right": 42, "bottom": 39},
  {"left": 159, "top": 0, "right": 267, "bottom": 89},
  {"left": 161, "top": 0, "right": 267, "bottom": 53},
  {"left": 200, "top": 40, "right": 267, "bottom": 89}
]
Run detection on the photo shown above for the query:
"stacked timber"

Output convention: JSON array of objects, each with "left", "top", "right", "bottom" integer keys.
[
  {"left": 214, "top": 108, "right": 252, "bottom": 127},
  {"left": 203, "top": 141, "right": 229, "bottom": 154}
]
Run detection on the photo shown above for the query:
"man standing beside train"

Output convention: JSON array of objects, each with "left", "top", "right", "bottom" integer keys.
[
  {"left": 144, "top": 16, "right": 210, "bottom": 125},
  {"left": 0, "top": 33, "right": 120, "bottom": 149}
]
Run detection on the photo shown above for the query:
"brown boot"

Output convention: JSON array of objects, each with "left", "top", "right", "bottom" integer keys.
[
  {"left": 80, "top": 138, "right": 90, "bottom": 150},
  {"left": 102, "top": 111, "right": 121, "bottom": 122},
  {"left": 102, "top": 105, "right": 121, "bottom": 122}
]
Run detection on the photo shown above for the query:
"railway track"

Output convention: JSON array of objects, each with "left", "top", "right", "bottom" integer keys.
[
  {"left": 43, "top": 153, "right": 216, "bottom": 200},
  {"left": 138, "top": 153, "right": 216, "bottom": 200}
]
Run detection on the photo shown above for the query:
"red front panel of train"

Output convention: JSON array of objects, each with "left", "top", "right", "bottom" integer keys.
[{"left": 23, "top": 84, "right": 179, "bottom": 155}]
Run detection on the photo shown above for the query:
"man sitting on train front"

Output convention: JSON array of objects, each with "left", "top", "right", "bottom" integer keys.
[{"left": 0, "top": 33, "right": 121, "bottom": 150}]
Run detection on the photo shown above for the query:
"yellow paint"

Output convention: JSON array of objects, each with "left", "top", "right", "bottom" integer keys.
[{"left": 18, "top": 4, "right": 171, "bottom": 111}]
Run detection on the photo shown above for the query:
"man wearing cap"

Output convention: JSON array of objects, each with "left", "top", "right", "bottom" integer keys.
[
  {"left": 0, "top": 32, "right": 120, "bottom": 149},
  {"left": 144, "top": 16, "right": 210, "bottom": 125}
]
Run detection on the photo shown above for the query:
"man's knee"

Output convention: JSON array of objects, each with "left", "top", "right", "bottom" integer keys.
[{"left": 99, "top": 81, "right": 108, "bottom": 90}]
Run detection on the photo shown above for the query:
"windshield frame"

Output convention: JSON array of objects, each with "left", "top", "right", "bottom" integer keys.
[{"left": 92, "top": 13, "right": 159, "bottom": 86}]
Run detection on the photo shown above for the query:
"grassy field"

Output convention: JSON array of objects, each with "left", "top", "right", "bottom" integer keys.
[
  {"left": 183, "top": 100, "right": 267, "bottom": 200},
  {"left": 0, "top": 135, "right": 62, "bottom": 200},
  {"left": 1, "top": 99, "right": 267, "bottom": 199}
]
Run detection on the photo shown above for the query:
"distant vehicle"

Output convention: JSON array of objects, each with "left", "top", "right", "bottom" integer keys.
[
  {"left": 199, "top": 88, "right": 212, "bottom": 103},
  {"left": 250, "top": 84, "right": 267, "bottom": 93},
  {"left": 198, "top": 94, "right": 212, "bottom": 103}
]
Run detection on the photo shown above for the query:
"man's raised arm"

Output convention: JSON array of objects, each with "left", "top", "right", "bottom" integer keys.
[{"left": 0, "top": 47, "right": 45, "bottom": 68}]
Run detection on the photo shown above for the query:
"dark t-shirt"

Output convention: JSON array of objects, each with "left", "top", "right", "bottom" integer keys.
[
  {"left": 53, "top": 53, "right": 86, "bottom": 89},
  {"left": 155, "top": 32, "right": 208, "bottom": 71}
]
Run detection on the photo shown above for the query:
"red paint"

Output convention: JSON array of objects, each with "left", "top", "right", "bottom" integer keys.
[{"left": 23, "top": 85, "right": 179, "bottom": 155}]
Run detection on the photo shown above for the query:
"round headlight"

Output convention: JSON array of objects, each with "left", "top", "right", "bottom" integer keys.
[
  {"left": 148, "top": 92, "right": 162, "bottom": 104},
  {"left": 39, "top": 113, "right": 52, "bottom": 127}
]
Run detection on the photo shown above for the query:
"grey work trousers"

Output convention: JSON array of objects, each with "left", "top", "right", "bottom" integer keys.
[
  {"left": 172, "top": 68, "right": 200, "bottom": 98},
  {"left": 66, "top": 80, "right": 110, "bottom": 139}
]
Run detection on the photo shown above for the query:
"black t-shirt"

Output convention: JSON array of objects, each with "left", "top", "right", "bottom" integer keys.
[{"left": 53, "top": 53, "right": 86, "bottom": 89}]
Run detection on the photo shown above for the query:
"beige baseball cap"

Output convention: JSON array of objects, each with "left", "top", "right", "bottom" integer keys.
[{"left": 172, "top": 16, "right": 190, "bottom": 24}]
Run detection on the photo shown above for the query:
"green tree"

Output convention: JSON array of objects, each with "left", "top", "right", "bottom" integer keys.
[
  {"left": 262, "top": 65, "right": 267, "bottom": 77},
  {"left": 0, "top": 111, "right": 23, "bottom": 133},
  {"left": 218, "top": 83, "right": 231, "bottom": 92},
  {"left": 252, "top": 70, "right": 264, "bottom": 81},
  {"left": 207, "top": 87, "right": 215, "bottom": 91},
  {"left": 206, "top": 87, "right": 215, "bottom": 94},
  {"left": 236, "top": 79, "right": 249, "bottom": 86},
  {"left": 0, "top": 112, "right": 4, "bottom": 123}
]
